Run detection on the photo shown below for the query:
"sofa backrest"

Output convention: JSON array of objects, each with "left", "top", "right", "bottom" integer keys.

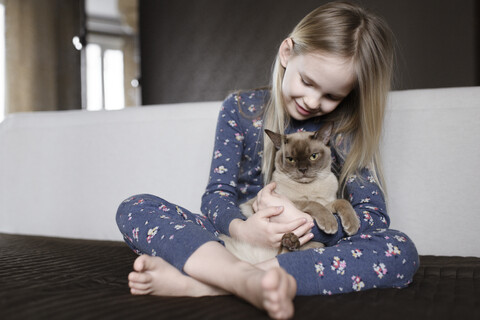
[
  {"left": 0, "top": 102, "right": 220, "bottom": 241},
  {"left": 1, "top": 87, "right": 479, "bottom": 257},
  {"left": 382, "top": 87, "right": 480, "bottom": 257}
]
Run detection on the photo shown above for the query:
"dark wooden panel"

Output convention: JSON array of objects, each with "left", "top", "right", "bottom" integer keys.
[{"left": 139, "top": 0, "right": 479, "bottom": 104}]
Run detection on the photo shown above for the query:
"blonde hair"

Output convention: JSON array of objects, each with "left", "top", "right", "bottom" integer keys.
[{"left": 262, "top": 1, "right": 394, "bottom": 195}]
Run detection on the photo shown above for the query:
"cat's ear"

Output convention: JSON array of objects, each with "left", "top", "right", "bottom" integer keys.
[
  {"left": 265, "top": 129, "right": 284, "bottom": 150},
  {"left": 312, "top": 123, "right": 334, "bottom": 145}
]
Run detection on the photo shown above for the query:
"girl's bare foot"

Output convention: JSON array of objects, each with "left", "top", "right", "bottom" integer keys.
[
  {"left": 129, "top": 249, "right": 296, "bottom": 319},
  {"left": 128, "top": 255, "right": 226, "bottom": 296},
  {"left": 242, "top": 267, "right": 296, "bottom": 320}
]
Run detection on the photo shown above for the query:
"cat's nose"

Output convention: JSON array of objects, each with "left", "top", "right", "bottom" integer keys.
[{"left": 299, "top": 168, "right": 307, "bottom": 174}]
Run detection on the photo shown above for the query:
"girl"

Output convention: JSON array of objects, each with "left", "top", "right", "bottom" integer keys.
[{"left": 116, "top": 2, "right": 419, "bottom": 319}]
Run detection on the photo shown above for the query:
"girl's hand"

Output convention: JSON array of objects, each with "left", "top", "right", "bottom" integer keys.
[
  {"left": 254, "top": 183, "right": 314, "bottom": 225},
  {"left": 229, "top": 183, "right": 316, "bottom": 248},
  {"left": 229, "top": 207, "right": 314, "bottom": 248}
]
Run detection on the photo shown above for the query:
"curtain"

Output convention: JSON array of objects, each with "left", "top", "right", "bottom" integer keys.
[
  {"left": 118, "top": 0, "right": 140, "bottom": 107},
  {"left": 4, "top": 0, "right": 82, "bottom": 114}
]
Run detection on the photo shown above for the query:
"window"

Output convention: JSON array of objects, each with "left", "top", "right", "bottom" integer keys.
[
  {"left": 85, "top": 40, "right": 125, "bottom": 111},
  {"left": 83, "top": 0, "right": 139, "bottom": 111},
  {"left": 86, "top": 43, "right": 103, "bottom": 110},
  {"left": 103, "top": 49, "right": 124, "bottom": 110}
]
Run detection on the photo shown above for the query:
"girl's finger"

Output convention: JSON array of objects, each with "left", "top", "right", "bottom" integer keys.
[
  {"left": 264, "top": 182, "right": 276, "bottom": 192},
  {"left": 257, "top": 206, "right": 284, "bottom": 219},
  {"left": 270, "top": 234, "right": 285, "bottom": 248},
  {"left": 292, "top": 221, "right": 315, "bottom": 238},
  {"left": 297, "top": 232, "right": 315, "bottom": 246},
  {"left": 256, "top": 188, "right": 263, "bottom": 201},
  {"left": 252, "top": 199, "right": 259, "bottom": 212},
  {"left": 275, "top": 217, "right": 309, "bottom": 233},
  {"left": 261, "top": 182, "right": 277, "bottom": 199},
  {"left": 257, "top": 182, "right": 277, "bottom": 201}
]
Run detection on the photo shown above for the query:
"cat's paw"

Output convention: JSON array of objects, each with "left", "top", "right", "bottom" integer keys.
[
  {"left": 341, "top": 213, "right": 360, "bottom": 235},
  {"left": 281, "top": 233, "right": 300, "bottom": 251},
  {"left": 331, "top": 199, "right": 360, "bottom": 236},
  {"left": 314, "top": 214, "right": 338, "bottom": 234},
  {"left": 338, "top": 209, "right": 360, "bottom": 235}
]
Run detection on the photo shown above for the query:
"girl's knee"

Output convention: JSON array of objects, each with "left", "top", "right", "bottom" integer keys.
[
  {"left": 399, "top": 234, "right": 420, "bottom": 277},
  {"left": 381, "top": 230, "right": 420, "bottom": 284},
  {"left": 347, "top": 229, "right": 419, "bottom": 284},
  {"left": 115, "top": 194, "right": 196, "bottom": 229},
  {"left": 117, "top": 194, "right": 166, "bottom": 213},
  {"left": 116, "top": 194, "right": 157, "bottom": 227}
]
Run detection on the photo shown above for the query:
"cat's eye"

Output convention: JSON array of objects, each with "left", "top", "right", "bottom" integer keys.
[
  {"left": 286, "top": 157, "right": 295, "bottom": 163},
  {"left": 310, "top": 153, "right": 319, "bottom": 160}
]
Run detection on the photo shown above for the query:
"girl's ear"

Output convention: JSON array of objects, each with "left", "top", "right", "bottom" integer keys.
[{"left": 279, "top": 38, "right": 294, "bottom": 68}]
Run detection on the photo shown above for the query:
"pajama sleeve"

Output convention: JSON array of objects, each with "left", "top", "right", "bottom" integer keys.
[
  {"left": 311, "top": 136, "right": 390, "bottom": 246},
  {"left": 343, "top": 167, "right": 390, "bottom": 232},
  {"left": 201, "top": 94, "right": 247, "bottom": 236}
]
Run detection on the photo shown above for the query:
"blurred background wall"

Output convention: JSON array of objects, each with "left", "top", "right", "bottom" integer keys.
[
  {"left": 0, "top": 0, "right": 478, "bottom": 117},
  {"left": 139, "top": 0, "right": 479, "bottom": 104}
]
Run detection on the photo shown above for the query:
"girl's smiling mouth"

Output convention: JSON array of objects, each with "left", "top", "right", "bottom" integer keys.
[{"left": 295, "top": 100, "right": 312, "bottom": 116}]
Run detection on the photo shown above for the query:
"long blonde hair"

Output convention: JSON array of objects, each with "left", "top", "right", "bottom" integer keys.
[{"left": 262, "top": 1, "right": 394, "bottom": 195}]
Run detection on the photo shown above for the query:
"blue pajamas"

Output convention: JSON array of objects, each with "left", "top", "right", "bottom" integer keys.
[
  {"left": 116, "top": 194, "right": 221, "bottom": 272},
  {"left": 116, "top": 89, "right": 419, "bottom": 295},
  {"left": 116, "top": 194, "right": 418, "bottom": 295},
  {"left": 277, "top": 229, "right": 418, "bottom": 295}
]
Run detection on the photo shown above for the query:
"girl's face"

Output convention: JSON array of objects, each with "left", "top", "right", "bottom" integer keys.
[{"left": 279, "top": 39, "right": 355, "bottom": 121}]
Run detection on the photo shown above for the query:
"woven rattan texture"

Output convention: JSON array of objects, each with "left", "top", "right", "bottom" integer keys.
[{"left": 1, "top": 233, "right": 478, "bottom": 319}]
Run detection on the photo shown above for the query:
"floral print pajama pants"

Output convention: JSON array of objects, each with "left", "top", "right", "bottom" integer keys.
[{"left": 116, "top": 193, "right": 419, "bottom": 295}]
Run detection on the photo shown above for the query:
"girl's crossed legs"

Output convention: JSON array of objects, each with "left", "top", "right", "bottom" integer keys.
[
  {"left": 116, "top": 194, "right": 419, "bottom": 318},
  {"left": 116, "top": 194, "right": 295, "bottom": 319}
]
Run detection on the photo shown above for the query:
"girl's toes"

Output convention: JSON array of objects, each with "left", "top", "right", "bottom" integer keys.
[
  {"left": 261, "top": 269, "right": 295, "bottom": 319},
  {"left": 130, "top": 287, "right": 152, "bottom": 295},
  {"left": 128, "top": 271, "right": 139, "bottom": 282},
  {"left": 129, "top": 280, "right": 152, "bottom": 291},
  {"left": 133, "top": 254, "right": 154, "bottom": 272},
  {"left": 261, "top": 268, "right": 280, "bottom": 290},
  {"left": 128, "top": 271, "right": 152, "bottom": 284}
]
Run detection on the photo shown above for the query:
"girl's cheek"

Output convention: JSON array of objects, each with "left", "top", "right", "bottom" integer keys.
[
  {"left": 281, "top": 79, "right": 290, "bottom": 96},
  {"left": 289, "top": 82, "right": 305, "bottom": 96},
  {"left": 323, "top": 102, "right": 340, "bottom": 114}
]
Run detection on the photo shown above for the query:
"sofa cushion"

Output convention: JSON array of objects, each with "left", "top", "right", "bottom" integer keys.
[{"left": 1, "top": 233, "right": 478, "bottom": 319}]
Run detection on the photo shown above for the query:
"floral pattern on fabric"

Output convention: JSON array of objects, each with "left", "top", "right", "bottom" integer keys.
[{"left": 116, "top": 89, "right": 419, "bottom": 296}]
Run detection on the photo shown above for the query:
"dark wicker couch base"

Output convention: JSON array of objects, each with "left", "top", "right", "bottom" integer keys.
[{"left": 1, "top": 233, "right": 478, "bottom": 319}]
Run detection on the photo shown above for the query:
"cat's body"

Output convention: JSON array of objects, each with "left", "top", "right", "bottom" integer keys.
[
  {"left": 220, "top": 128, "right": 360, "bottom": 265},
  {"left": 271, "top": 165, "right": 337, "bottom": 207}
]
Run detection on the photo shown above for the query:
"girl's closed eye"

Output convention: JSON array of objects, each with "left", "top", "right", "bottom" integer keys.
[
  {"left": 300, "top": 77, "right": 312, "bottom": 87},
  {"left": 325, "top": 94, "right": 342, "bottom": 101},
  {"left": 299, "top": 74, "right": 343, "bottom": 101}
]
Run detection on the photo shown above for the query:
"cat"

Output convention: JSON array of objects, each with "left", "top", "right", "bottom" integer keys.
[{"left": 219, "top": 126, "right": 360, "bottom": 265}]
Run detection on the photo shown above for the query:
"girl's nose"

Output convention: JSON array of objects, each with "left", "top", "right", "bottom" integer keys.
[{"left": 303, "top": 95, "right": 321, "bottom": 111}]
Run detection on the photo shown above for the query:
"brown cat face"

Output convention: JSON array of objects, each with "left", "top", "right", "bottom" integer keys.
[{"left": 265, "top": 128, "right": 332, "bottom": 183}]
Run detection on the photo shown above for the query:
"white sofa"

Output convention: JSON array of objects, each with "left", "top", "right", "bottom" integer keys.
[{"left": 1, "top": 87, "right": 479, "bottom": 258}]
